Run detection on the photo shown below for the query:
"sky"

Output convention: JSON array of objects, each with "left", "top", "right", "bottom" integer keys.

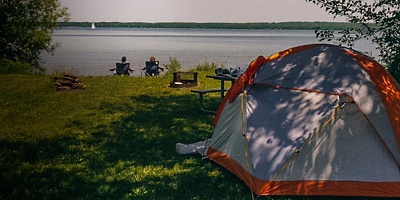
[{"left": 60, "top": 0, "right": 346, "bottom": 23}]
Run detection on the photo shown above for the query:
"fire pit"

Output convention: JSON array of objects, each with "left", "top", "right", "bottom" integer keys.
[{"left": 169, "top": 72, "right": 198, "bottom": 88}]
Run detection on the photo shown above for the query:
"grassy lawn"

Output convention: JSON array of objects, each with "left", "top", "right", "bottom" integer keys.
[
  {"left": 0, "top": 71, "right": 245, "bottom": 199},
  {"left": 0, "top": 72, "right": 383, "bottom": 200}
]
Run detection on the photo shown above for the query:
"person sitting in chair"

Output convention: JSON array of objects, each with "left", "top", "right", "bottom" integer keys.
[
  {"left": 142, "top": 56, "right": 164, "bottom": 76},
  {"left": 113, "top": 56, "right": 134, "bottom": 76}
]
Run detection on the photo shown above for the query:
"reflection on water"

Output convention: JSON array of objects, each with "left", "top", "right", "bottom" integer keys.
[{"left": 41, "top": 27, "right": 378, "bottom": 76}]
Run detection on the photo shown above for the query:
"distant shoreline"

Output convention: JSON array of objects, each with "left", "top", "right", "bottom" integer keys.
[{"left": 59, "top": 21, "right": 367, "bottom": 30}]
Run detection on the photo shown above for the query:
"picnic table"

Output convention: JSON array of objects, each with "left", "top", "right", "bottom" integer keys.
[
  {"left": 205, "top": 75, "right": 237, "bottom": 98},
  {"left": 191, "top": 74, "right": 238, "bottom": 113}
]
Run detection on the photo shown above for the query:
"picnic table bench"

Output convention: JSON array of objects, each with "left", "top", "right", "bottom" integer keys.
[
  {"left": 191, "top": 74, "right": 237, "bottom": 113},
  {"left": 191, "top": 88, "right": 229, "bottom": 113}
]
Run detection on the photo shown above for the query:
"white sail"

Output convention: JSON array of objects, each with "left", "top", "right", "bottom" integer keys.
[{"left": 91, "top": 22, "right": 96, "bottom": 30}]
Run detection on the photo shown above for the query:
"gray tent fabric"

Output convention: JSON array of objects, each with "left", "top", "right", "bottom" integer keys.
[
  {"left": 176, "top": 139, "right": 210, "bottom": 156},
  {"left": 205, "top": 44, "right": 400, "bottom": 196}
]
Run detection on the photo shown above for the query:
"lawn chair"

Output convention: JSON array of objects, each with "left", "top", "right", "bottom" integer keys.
[
  {"left": 110, "top": 63, "right": 134, "bottom": 76},
  {"left": 142, "top": 61, "right": 164, "bottom": 76}
]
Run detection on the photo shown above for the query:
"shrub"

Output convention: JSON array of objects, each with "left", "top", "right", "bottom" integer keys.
[
  {"left": 193, "top": 61, "right": 218, "bottom": 71},
  {"left": 164, "top": 57, "right": 181, "bottom": 75},
  {"left": 0, "top": 58, "right": 34, "bottom": 74}
]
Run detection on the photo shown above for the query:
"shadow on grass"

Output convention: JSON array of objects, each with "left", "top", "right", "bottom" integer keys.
[
  {"left": 87, "top": 94, "right": 250, "bottom": 199},
  {"left": 0, "top": 93, "right": 385, "bottom": 200},
  {"left": 0, "top": 93, "right": 250, "bottom": 199}
]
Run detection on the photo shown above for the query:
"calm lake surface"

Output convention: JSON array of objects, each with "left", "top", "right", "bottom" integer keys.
[{"left": 41, "top": 27, "right": 378, "bottom": 76}]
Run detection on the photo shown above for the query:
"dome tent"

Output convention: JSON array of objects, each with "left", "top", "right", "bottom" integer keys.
[{"left": 206, "top": 44, "right": 400, "bottom": 197}]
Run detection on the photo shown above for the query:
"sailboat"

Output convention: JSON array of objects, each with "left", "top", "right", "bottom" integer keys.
[{"left": 91, "top": 22, "right": 96, "bottom": 30}]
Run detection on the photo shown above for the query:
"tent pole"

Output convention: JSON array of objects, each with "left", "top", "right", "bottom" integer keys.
[
  {"left": 271, "top": 105, "right": 342, "bottom": 181},
  {"left": 240, "top": 91, "right": 255, "bottom": 199}
]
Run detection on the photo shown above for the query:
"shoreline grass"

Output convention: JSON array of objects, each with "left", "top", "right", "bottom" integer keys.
[
  {"left": 0, "top": 72, "right": 384, "bottom": 199},
  {"left": 0, "top": 72, "right": 246, "bottom": 199}
]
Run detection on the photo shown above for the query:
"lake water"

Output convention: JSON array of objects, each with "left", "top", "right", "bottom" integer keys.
[{"left": 41, "top": 27, "right": 378, "bottom": 76}]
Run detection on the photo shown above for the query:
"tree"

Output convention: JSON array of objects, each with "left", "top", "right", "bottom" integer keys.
[
  {"left": 305, "top": 0, "right": 400, "bottom": 83},
  {"left": 0, "top": 0, "right": 69, "bottom": 73}
]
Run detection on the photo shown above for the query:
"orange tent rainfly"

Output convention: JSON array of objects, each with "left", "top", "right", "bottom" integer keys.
[{"left": 206, "top": 44, "right": 400, "bottom": 197}]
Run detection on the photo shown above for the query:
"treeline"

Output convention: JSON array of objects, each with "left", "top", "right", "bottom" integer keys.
[{"left": 59, "top": 22, "right": 368, "bottom": 30}]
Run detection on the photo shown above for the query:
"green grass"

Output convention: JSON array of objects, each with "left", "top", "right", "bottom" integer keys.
[
  {"left": 0, "top": 71, "right": 240, "bottom": 199},
  {"left": 0, "top": 72, "right": 385, "bottom": 200}
]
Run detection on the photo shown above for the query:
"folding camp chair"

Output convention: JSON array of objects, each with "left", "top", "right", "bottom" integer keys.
[
  {"left": 113, "top": 63, "right": 133, "bottom": 76},
  {"left": 142, "top": 61, "right": 164, "bottom": 76}
]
